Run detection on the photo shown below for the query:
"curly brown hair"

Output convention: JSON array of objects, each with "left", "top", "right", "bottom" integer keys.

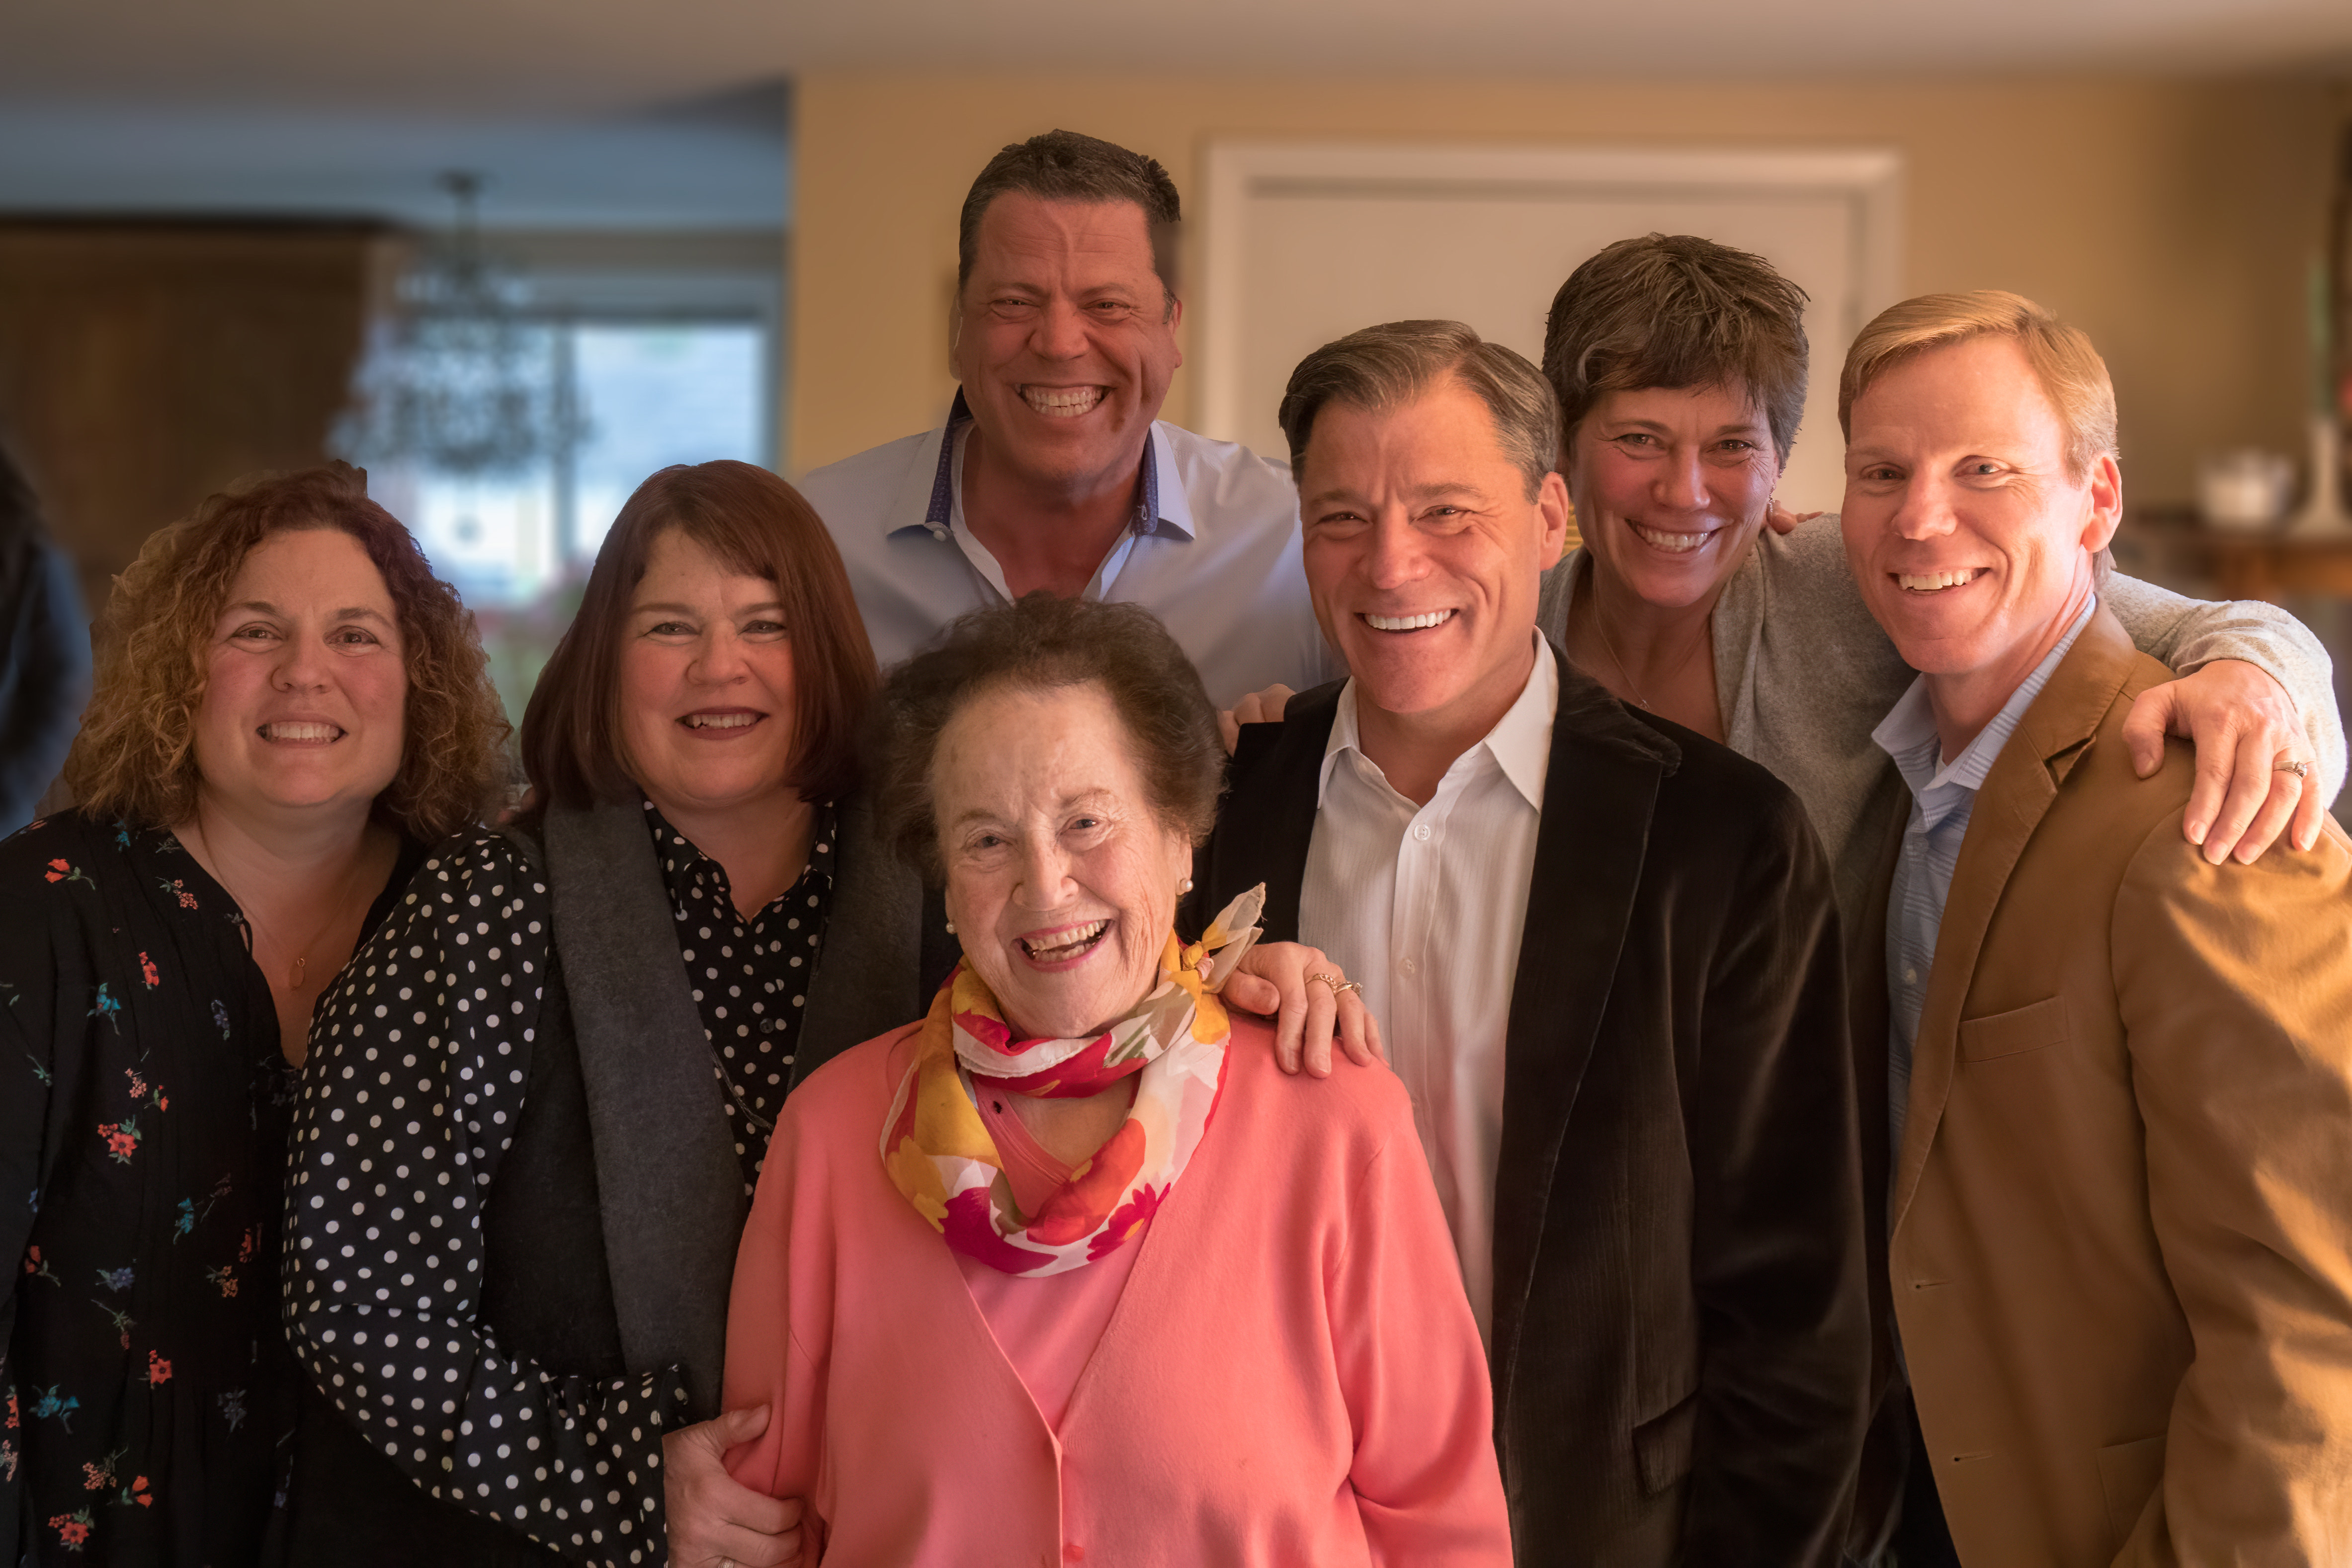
[{"left": 64, "top": 462, "right": 512, "bottom": 840}]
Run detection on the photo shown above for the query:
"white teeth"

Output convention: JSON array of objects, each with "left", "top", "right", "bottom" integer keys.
[
  {"left": 1896, "top": 569, "right": 1983, "bottom": 592},
  {"left": 684, "top": 713, "right": 757, "bottom": 729},
  {"left": 1632, "top": 524, "right": 1710, "bottom": 554},
  {"left": 1023, "top": 919, "right": 1108, "bottom": 959},
  {"left": 1364, "top": 609, "right": 1455, "bottom": 632},
  {"left": 1021, "top": 385, "right": 1106, "bottom": 417},
  {"left": 261, "top": 722, "right": 338, "bottom": 742}
]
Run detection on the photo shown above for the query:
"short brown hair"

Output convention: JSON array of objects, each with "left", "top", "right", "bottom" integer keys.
[
  {"left": 957, "top": 130, "right": 1181, "bottom": 310},
  {"left": 1839, "top": 290, "right": 2119, "bottom": 483},
  {"left": 1542, "top": 234, "right": 1811, "bottom": 463},
  {"left": 520, "top": 461, "right": 876, "bottom": 812},
  {"left": 1278, "top": 320, "right": 1560, "bottom": 497},
  {"left": 868, "top": 593, "right": 1221, "bottom": 885},
  {"left": 64, "top": 461, "right": 510, "bottom": 841}
]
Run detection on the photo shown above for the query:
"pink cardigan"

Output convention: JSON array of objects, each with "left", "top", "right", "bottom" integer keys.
[{"left": 722, "top": 1013, "right": 1512, "bottom": 1566}]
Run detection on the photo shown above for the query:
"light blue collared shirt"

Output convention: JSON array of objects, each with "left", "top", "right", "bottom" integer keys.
[
  {"left": 797, "top": 392, "right": 1341, "bottom": 706},
  {"left": 1874, "top": 596, "right": 2096, "bottom": 1159}
]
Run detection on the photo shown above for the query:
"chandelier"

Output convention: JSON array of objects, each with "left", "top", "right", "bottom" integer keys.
[{"left": 334, "top": 171, "right": 580, "bottom": 478}]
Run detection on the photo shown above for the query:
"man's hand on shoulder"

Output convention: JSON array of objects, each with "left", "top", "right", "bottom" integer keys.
[
  {"left": 1216, "top": 940, "right": 1382, "bottom": 1077},
  {"left": 1218, "top": 684, "right": 1297, "bottom": 755},
  {"left": 2125, "top": 658, "right": 2327, "bottom": 864}
]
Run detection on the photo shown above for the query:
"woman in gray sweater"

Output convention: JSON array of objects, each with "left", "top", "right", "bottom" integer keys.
[{"left": 1533, "top": 234, "right": 2343, "bottom": 922}]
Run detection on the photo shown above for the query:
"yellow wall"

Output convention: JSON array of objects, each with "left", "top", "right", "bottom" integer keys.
[{"left": 790, "top": 73, "right": 2346, "bottom": 506}]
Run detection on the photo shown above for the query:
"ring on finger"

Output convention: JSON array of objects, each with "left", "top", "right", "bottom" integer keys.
[{"left": 2275, "top": 758, "right": 2312, "bottom": 778}]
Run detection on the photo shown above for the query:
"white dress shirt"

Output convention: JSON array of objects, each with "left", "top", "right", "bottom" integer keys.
[
  {"left": 1298, "top": 637, "right": 1558, "bottom": 1342},
  {"left": 797, "top": 393, "right": 1340, "bottom": 706}
]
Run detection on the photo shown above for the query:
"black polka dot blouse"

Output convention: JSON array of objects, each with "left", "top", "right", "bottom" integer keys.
[
  {"left": 282, "top": 808, "right": 833, "bottom": 1567},
  {"left": 643, "top": 799, "right": 837, "bottom": 1196}
]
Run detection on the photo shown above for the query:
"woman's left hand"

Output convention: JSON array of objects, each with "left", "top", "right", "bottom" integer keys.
[{"left": 1218, "top": 941, "right": 1383, "bottom": 1077}]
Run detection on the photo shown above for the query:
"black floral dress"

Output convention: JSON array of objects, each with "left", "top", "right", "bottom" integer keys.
[{"left": 0, "top": 809, "right": 418, "bottom": 1564}]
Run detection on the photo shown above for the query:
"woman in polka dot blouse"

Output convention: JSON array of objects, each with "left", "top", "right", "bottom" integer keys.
[
  {"left": 1, "top": 466, "right": 509, "bottom": 1566},
  {"left": 279, "top": 463, "right": 940, "bottom": 1568}
]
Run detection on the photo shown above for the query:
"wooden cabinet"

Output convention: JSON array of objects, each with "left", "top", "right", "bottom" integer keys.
[{"left": 0, "top": 221, "right": 386, "bottom": 615}]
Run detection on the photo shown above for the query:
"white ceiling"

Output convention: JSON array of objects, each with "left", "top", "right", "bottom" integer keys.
[
  {"left": 7, "top": 0, "right": 2351, "bottom": 112},
  {"left": 1, "top": 0, "right": 2345, "bottom": 227}
]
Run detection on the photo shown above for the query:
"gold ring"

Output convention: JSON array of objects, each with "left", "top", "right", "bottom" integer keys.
[
  {"left": 1309, "top": 973, "right": 1364, "bottom": 997},
  {"left": 2276, "top": 759, "right": 2312, "bottom": 778}
]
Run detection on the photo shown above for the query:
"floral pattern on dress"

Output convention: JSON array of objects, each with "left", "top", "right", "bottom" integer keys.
[{"left": 1, "top": 810, "right": 419, "bottom": 1564}]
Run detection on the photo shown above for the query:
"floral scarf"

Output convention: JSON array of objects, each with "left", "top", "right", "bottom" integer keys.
[{"left": 881, "top": 886, "right": 1264, "bottom": 1275}]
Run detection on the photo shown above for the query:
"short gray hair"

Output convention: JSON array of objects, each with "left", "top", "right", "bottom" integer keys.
[{"left": 1277, "top": 321, "right": 1560, "bottom": 498}]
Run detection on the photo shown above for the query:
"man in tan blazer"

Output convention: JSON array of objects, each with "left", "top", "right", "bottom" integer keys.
[{"left": 1838, "top": 290, "right": 2352, "bottom": 1567}]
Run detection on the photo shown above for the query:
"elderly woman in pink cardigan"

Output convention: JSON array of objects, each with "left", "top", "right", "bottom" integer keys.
[{"left": 720, "top": 593, "right": 1510, "bottom": 1566}]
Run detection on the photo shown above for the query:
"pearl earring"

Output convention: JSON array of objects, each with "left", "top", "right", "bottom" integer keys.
[{"left": 1178, "top": 876, "right": 1193, "bottom": 895}]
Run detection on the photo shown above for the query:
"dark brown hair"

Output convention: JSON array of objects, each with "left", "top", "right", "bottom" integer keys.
[
  {"left": 957, "top": 129, "right": 1182, "bottom": 310},
  {"left": 1278, "top": 320, "right": 1560, "bottom": 497},
  {"left": 1542, "top": 234, "right": 1811, "bottom": 463},
  {"left": 519, "top": 460, "right": 876, "bottom": 812},
  {"left": 64, "top": 461, "right": 511, "bottom": 840},
  {"left": 868, "top": 593, "right": 1222, "bottom": 885}
]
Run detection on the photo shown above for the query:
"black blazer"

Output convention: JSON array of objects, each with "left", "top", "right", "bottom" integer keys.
[{"left": 1194, "top": 646, "right": 1871, "bottom": 1567}]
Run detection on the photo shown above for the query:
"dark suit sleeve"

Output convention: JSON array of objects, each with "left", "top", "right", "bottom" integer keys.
[{"left": 1683, "top": 793, "right": 1872, "bottom": 1564}]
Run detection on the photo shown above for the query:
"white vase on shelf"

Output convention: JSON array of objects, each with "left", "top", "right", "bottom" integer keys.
[{"left": 2287, "top": 413, "right": 2352, "bottom": 538}]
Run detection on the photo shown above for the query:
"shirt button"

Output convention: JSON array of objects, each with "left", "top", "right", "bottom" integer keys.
[
  {"left": 1401, "top": 958, "right": 1417, "bottom": 976},
  {"left": 1412, "top": 823, "right": 1432, "bottom": 842},
  {"left": 1064, "top": 1549, "right": 1087, "bottom": 1564},
  {"left": 1903, "top": 967, "right": 1919, "bottom": 986}
]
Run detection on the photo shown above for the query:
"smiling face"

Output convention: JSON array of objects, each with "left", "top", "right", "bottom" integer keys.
[
  {"left": 1298, "top": 377, "right": 1571, "bottom": 727},
  {"left": 1841, "top": 333, "right": 2119, "bottom": 692},
  {"left": 616, "top": 528, "right": 800, "bottom": 821},
  {"left": 951, "top": 192, "right": 1182, "bottom": 497},
  {"left": 932, "top": 681, "right": 1193, "bottom": 1041},
  {"left": 1566, "top": 383, "right": 1781, "bottom": 612},
  {"left": 191, "top": 527, "right": 409, "bottom": 825}
]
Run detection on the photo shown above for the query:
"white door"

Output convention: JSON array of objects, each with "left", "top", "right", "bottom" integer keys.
[{"left": 1196, "top": 143, "right": 1904, "bottom": 512}]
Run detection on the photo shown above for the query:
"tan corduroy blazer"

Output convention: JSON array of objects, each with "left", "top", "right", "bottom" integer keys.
[{"left": 1890, "top": 608, "right": 2352, "bottom": 1568}]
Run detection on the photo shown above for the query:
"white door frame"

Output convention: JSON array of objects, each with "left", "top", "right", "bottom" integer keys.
[{"left": 1194, "top": 139, "right": 1906, "bottom": 443}]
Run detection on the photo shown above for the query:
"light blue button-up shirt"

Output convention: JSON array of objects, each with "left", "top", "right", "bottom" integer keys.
[
  {"left": 1873, "top": 596, "right": 2095, "bottom": 1160},
  {"left": 797, "top": 392, "right": 1341, "bottom": 706}
]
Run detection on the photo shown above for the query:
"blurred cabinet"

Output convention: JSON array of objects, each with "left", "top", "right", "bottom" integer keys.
[{"left": 0, "top": 221, "right": 384, "bottom": 615}]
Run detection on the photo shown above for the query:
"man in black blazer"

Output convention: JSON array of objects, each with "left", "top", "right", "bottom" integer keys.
[{"left": 1194, "top": 322, "right": 1868, "bottom": 1564}]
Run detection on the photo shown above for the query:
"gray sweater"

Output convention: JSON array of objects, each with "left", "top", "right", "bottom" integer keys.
[{"left": 1537, "top": 516, "right": 2348, "bottom": 925}]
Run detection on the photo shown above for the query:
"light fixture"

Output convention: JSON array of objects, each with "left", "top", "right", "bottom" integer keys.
[{"left": 333, "top": 171, "right": 581, "bottom": 478}]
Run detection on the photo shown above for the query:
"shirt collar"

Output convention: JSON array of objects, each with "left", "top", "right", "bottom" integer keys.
[
  {"left": 1318, "top": 631, "right": 1556, "bottom": 811},
  {"left": 894, "top": 388, "right": 1191, "bottom": 543},
  {"left": 1873, "top": 594, "right": 2097, "bottom": 823}
]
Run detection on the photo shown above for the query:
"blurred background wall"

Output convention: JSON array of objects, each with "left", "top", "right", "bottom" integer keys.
[
  {"left": 3, "top": 0, "right": 2351, "bottom": 814},
  {"left": 791, "top": 73, "right": 2350, "bottom": 509}
]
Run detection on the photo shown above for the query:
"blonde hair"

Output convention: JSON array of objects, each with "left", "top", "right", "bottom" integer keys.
[
  {"left": 1838, "top": 290, "right": 2119, "bottom": 483},
  {"left": 65, "top": 463, "right": 512, "bottom": 840}
]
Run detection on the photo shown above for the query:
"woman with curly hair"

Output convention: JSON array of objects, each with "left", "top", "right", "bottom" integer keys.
[{"left": 0, "top": 462, "right": 509, "bottom": 1565}]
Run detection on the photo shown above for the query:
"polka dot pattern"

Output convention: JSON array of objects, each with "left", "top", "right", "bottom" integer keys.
[
  {"left": 283, "top": 833, "right": 686, "bottom": 1567},
  {"left": 642, "top": 800, "right": 836, "bottom": 1196}
]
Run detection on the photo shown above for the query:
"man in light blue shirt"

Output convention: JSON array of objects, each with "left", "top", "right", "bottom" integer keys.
[
  {"left": 1872, "top": 593, "right": 2091, "bottom": 1157},
  {"left": 798, "top": 130, "right": 1335, "bottom": 706}
]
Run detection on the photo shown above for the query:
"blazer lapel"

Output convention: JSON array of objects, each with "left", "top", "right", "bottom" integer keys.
[
  {"left": 1888, "top": 610, "right": 2138, "bottom": 1233},
  {"left": 1489, "top": 648, "right": 1677, "bottom": 1403},
  {"left": 1197, "top": 680, "right": 1344, "bottom": 943},
  {"left": 543, "top": 800, "right": 747, "bottom": 1419}
]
